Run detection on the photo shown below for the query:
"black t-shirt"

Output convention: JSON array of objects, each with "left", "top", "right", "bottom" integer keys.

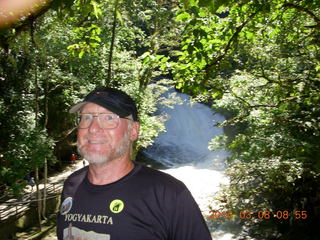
[{"left": 57, "top": 163, "right": 212, "bottom": 240}]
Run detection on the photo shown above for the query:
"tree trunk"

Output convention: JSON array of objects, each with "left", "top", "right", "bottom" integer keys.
[
  {"left": 31, "top": 19, "right": 42, "bottom": 230},
  {"left": 42, "top": 158, "right": 48, "bottom": 219},
  {"left": 35, "top": 167, "right": 42, "bottom": 231},
  {"left": 42, "top": 67, "right": 49, "bottom": 219},
  {"left": 106, "top": 0, "right": 119, "bottom": 85}
]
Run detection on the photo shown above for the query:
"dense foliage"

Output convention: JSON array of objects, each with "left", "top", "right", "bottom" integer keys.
[
  {"left": 173, "top": 0, "right": 320, "bottom": 239},
  {"left": 0, "top": 0, "right": 180, "bottom": 195}
]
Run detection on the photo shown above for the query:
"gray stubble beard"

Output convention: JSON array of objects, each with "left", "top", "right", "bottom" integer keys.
[{"left": 78, "top": 123, "right": 132, "bottom": 165}]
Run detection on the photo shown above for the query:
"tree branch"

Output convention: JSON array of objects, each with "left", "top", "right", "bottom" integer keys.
[
  {"left": 202, "top": 12, "right": 257, "bottom": 86},
  {"left": 283, "top": 3, "right": 320, "bottom": 29},
  {"left": 0, "top": 0, "right": 72, "bottom": 46},
  {"left": 249, "top": 95, "right": 309, "bottom": 109}
]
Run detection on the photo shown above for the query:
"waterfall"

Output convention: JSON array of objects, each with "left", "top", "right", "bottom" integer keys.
[{"left": 143, "top": 91, "right": 228, "bottom": 169}]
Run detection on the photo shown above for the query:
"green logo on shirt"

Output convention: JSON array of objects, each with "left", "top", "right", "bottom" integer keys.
[{"left": 109, "top": 199, "right": 124, "bottom": 214}]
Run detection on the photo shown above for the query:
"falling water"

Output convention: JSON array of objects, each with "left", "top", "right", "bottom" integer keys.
[
  {"left": 143, "top": 91, "right": 228, "bottom": 168},
  {"left": 142, "top": 90, "right": 237, "bottom": 239}
]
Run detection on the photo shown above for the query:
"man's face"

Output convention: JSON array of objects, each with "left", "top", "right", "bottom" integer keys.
[{"left": 77, "top": 102, "right": 139, "bottom": 164}]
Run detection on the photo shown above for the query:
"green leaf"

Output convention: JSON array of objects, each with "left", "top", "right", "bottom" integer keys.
[
  {"left": 140, "top": 51, "right": 151, "bottom": 58},
  {"left": 91, "top": 0, "right": 102, "bottom": 19},
  {"left": 176, "top": 12, "right": 191, "bottom": 22},
  {"left": 116, "top": 10, "right": 124, "bottom": 25},
  {"left": 79, "top": 49, "right": 85, "bottom": 58}
]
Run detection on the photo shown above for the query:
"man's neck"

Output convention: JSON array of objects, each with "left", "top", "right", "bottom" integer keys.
[{"left": 87, "top": 157, "right": 134, "bottom": 185}]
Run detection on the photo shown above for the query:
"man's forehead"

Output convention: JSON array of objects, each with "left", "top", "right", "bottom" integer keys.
[{"left": 80, "top": 102, "right": 114, "bottom": 114}]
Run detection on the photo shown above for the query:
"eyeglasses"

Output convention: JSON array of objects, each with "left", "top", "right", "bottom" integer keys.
[{"left": 77, "top": 113, "right": 131, "bottom": 129}]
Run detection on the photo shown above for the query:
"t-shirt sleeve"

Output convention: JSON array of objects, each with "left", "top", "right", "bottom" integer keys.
[{"left": 169, "top": 188, "right": 212, "bottom": 240}]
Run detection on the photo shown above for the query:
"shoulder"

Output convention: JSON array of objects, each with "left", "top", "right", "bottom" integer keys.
[
  {"left": 61, "top": 166, "right": 88, "bottom": 199},
  {"left": 135, "top": 163, "right": 187, "bottom": 194},
  {"left": 63, "top": 166, "right": 88, "bottom": 186},
  {"left": 137, "top": 163, "right": 181, "bottom": 183}
]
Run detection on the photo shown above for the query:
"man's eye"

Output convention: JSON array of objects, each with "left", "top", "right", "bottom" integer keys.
[
  {"left": 83, "top": 115, "right": 92, "bottom": 121},
  {"left": 103, "top": 115, "right": 114, "bottom": 121}
]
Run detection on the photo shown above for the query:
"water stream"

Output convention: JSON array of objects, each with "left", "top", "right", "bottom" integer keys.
[{"left": 142, "top": 91, "right": 238, "bottom": 239}]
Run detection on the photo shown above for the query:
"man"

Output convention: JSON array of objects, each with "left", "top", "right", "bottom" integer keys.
[{"left": 57, "top": 87, "right": 212, "bottom": 240}]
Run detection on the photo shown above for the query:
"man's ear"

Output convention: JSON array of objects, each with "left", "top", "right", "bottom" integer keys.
[{"left": 130, "top": 122, "right": 140, "bottom": 141}]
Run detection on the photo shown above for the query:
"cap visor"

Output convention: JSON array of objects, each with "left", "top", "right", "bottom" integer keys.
[{"left": 69, "top": 102, "right": 87, "bottom": 113}]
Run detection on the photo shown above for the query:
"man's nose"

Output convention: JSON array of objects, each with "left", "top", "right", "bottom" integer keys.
[{"left": 88, "top": 116, "right": 103, "bottom": 132}]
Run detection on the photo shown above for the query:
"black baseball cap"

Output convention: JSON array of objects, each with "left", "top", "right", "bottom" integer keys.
[{"left": 69, "top": 87, "right": 139, "bottom": 121}]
